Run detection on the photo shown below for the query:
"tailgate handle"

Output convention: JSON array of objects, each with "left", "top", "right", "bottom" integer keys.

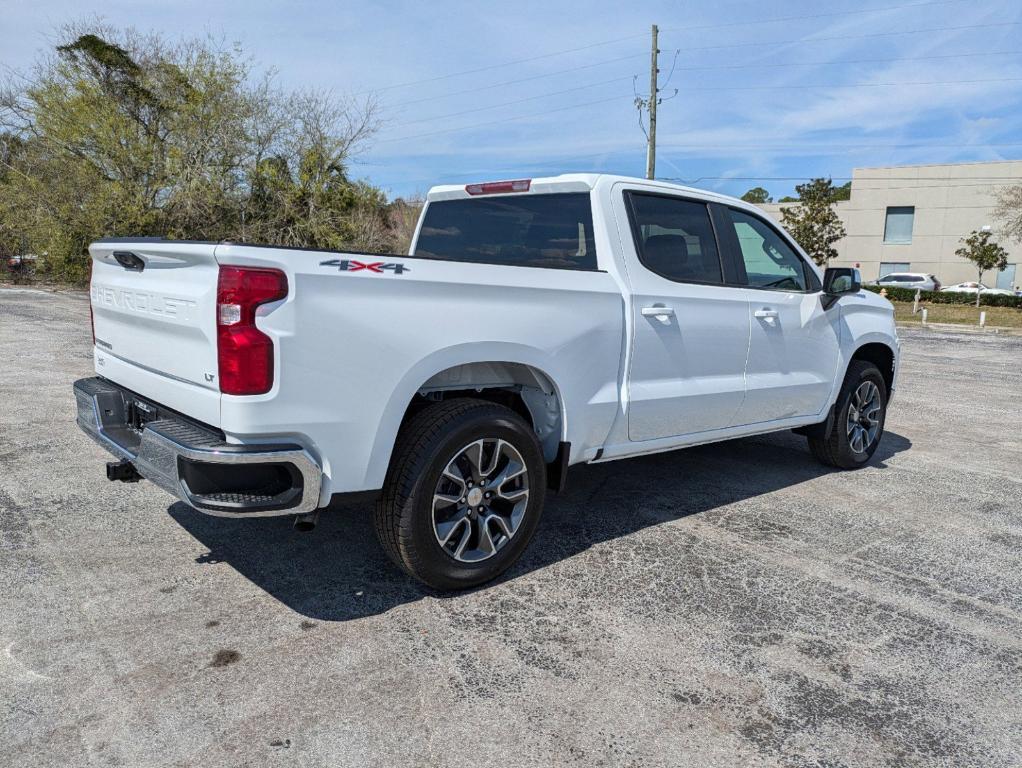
[{"left": 113, "top": 251, "right": 145, "bottom": 272}]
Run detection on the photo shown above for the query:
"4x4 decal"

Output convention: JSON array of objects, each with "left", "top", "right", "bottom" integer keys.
[{"left": 320, "top": 258, "right": 410, "bottom": 275}]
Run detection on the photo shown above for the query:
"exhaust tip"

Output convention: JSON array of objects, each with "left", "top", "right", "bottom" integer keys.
[{"left": 294, "top": 510, "right": 320, "bottom": 532}]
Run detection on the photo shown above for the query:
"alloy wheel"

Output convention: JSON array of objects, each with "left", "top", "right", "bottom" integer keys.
[
  {"left": 846, "top": 380, "right": 882, "bottom": 454},
  {"left": 431, "top": 438, "right": 530, "bottom": 563}
]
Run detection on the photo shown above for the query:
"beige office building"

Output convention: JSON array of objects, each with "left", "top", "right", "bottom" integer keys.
[{"left": 759, "top": 160, "right": 1022, "bottom": 289}]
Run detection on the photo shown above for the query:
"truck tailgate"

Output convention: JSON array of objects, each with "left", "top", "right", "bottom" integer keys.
[{"left": 89, "top": 240, "right": 221, "bottom": 425}]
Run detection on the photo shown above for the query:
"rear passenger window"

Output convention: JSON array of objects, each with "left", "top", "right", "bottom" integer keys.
[
  {"left": 626, "top": 193, "right": 723, "bottom": 284},
  {"left": 413, "top": 193, "right": 597, "bottom": 270}
]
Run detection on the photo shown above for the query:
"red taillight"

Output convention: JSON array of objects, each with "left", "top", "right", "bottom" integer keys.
[
  {"left": 216, "top": 266, "right": 288, "bottom": 395},
  {"left": 465, "top": 179, "right": 531, "bottom": 195}
]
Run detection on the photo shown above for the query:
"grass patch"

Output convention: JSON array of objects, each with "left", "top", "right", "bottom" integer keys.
[{"left": 891, "top": 301, "right": 1022, "bottom": 329}]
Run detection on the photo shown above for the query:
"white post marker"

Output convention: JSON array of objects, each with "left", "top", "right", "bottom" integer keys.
[
  {"left": 922, "top": 308, "right": 928, "bottom": 325},
  {"left": 980, "top": 311, "right": 986, "bottom": 327},
  {"left": 913, "top": 288, "right": 920, "bottom": 314}
]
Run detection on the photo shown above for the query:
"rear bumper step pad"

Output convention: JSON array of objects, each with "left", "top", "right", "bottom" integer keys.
[{"left": 73, "top": 376, "right": 322, "bottom": 516}]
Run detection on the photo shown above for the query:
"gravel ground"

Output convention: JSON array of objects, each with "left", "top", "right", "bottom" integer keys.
[{"left": 2, "top": 287, "right": 1021, "bottom": 767}]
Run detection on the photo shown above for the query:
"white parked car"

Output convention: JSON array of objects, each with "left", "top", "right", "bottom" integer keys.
[
  {"left": 940, "top": 282, "right": 1015, "bottom": 296},
  {"left": 75, "top": 174, "right": 900, "bottom": 589},
  {"left": 874, "top": 272, "right": 941, "bottom": 291}
]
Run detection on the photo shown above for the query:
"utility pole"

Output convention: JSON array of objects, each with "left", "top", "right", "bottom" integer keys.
[{"left": 645, "top": 24, "right": 659, "bottom": 180}]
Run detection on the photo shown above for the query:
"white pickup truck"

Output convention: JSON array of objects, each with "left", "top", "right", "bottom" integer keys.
[{"left": 75, "top": 174, "right": 899, "bottom": 589}]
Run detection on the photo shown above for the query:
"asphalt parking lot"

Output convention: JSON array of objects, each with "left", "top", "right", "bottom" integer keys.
[{"left": 2, "top": 287, "right": 1021, "bottom": 767}]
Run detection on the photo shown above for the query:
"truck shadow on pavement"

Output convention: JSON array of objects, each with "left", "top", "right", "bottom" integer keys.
[{"left": 169, "top": 428, "right": 911, "bottom": 621}]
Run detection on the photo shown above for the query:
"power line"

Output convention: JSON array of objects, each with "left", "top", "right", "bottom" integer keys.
[
  {"left": 375, "top": 146, "right": 1022, "bottom": 179},
  {"left": 352, "top": 32, "right": 648, "bottom": 96},
  {"left": 389, "top": 76, "right": 634, "bottom": 128},
  {"left": 354, "top": 0, "right": 980, "bottom": 96},
  {"left": 662, "top": 0, "right": 970, "bottom": 32},
  {"left": 659, "top": 144, "right": 1022, "bottom": 151},
  {"left": 675, "top": 21, "right": 1022, "bottom": 55},
  {"left": 669, "top": 77, "right": 1022, "bottom": 92},
  {"left": 374, "top": 22, "right": 1022, "bottom": 135},
  {"left": 380, "top": 73, "right": 1022, "bottom": 145},
  {"left": 375, "top": 95, "right": 626, "bottom": 144},
  {"left": 371, "top": 163, "right": 1022, "bottom": 190},
  {"left": 392, "top": 53, "right": 647, "bottom": 108},
  {"left": 385, "top": 49, "right": 1020, "bottom": 110},
  {"left": 668, "top": 49, "right": 1022, "bottom": 74}
]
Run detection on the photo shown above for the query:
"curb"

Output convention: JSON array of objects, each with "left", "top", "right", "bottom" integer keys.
[{"left": 897, "top": 321, "right": 1022, "bottom": 336}]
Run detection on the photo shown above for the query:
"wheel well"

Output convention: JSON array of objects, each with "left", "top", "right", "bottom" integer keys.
[
  {"left": 850, "top": 343, "right": 895, "bottom": 393},
  {"left": 400, "top": 362, "right": 563, "bottom": 462}
]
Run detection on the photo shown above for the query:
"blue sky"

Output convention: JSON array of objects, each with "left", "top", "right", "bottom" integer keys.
[{"left": 4, "top": 0, "right": 1022, "bottom": 200}]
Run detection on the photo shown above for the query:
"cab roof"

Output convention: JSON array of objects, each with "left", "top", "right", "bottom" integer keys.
[{"left": 426, "top": 173, "right": 752, "bottom": 210}]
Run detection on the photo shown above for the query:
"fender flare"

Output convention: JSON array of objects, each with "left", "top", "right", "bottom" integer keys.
[{"left": 363, "top": 342, "right": 566, "bottom": 488}]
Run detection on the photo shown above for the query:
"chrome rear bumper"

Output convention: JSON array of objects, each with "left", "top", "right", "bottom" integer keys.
[{"left": 74, "top": 377, "right": 322, "bottom": 517}]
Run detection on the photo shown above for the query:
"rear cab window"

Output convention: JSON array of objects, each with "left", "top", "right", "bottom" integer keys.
[
  {"left": 413, "top": 193, "right": 597, "bottom": 270},
  {"left": 625, "top": 193, "right": 724, "bottom": 285}
]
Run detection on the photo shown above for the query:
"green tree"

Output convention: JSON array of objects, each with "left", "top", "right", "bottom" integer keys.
[
  {"left": 0, "top": 23, "right": 387, "bottom": 283},
  {"left": 830, "top": 181, "right": 852, "bottom": 202},
  {"left": 955, "top": 230, "right": 1009, "bottom": 307},
  {"left": 740, "top": 186, "right": 771, "bottom": 204},
  {"left": 778, "top": 178, "right": 846, "bottom": 266},
  {"left": 775, "top": 180, "right": 850, "bottom": 204},
  {"left": 387, "top": 195, "right": 425, "bottom": 255}
]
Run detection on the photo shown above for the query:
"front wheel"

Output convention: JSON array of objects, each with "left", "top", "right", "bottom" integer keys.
[
  {"left": 374, "top": 398, "right": 547, "bottom": 590},
  {"left": 808, "top": 360, "right": 888, "bottom": 469}
]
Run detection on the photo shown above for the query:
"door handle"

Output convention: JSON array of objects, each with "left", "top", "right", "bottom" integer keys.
[
  {"left": 641, "top": 306, "right": 675, "bottom": 324},
  {"left": 754, "top": 309, "right": 778, "bottom": 318}
]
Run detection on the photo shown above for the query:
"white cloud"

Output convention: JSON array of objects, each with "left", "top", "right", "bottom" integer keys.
[{"left": 4, "top": 0, "right": 1021, "bottom": 196}]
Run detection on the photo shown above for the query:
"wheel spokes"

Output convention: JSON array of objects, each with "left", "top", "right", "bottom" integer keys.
[
  {"left": 433, "top": 492, "right": 462, "bottom": 509},
  {"left": 442, "top": 460, "right": 467, "bottom": 490},
  {"left": 432, "top": 436, "right": 531, "bottom": 563},
  {"left": 846, "top": 380, "right": 884, "bottom": 454},
  {"left": 435, "top": 514, "right": 469, "bottom": 546},
  {"left": 476, "top": 520, "right": 497, "bottom": 557},
  {"left": 462, "top": 440, "right": 485, "bottom": 480},
  {"left": 479, "top": 440, "right": 503, "bottom": 479},
  {"left": 485, "top": 513, "right": 514, "bottom": 541},
  {"left": 452, "top": 524, "right": 473, "bottom": 559}
]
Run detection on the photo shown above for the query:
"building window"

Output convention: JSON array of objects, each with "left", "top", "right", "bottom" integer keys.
[
  {"left": 883, "top": 206, "right": 915, "bottom": 244},
  {"left": 879, "top": 262, "right": 910, "bottom": 278},
  {"left": 996, "top": 263, "right": 1017, "bottom": 291}
]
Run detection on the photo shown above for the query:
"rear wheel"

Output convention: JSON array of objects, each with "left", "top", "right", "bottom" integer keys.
[
  {"left": 374, "top": 398, "right": 546, "bottom": 590},
  {"left": 808, "top": 360, "right": 887, "bottom": 469}
]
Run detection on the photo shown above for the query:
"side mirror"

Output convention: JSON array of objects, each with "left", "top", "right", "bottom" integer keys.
[
  {"left": 823, "top": 267, "right": 861, "bottom": 295},
  {"left": 821, "top": 267, "right": 861, "bottom": 309}
]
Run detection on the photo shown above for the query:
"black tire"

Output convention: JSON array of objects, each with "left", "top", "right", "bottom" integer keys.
[
  {"left": 808, "top": 360, "right": 888, "bottom": 469},
  {"left": 374, "top": 398, "right": 547, "bottom": 590}
]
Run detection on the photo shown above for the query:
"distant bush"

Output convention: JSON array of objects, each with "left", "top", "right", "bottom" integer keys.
[
  {"left": 0, "top": 23, "right": 391, "bottom": 285},
  {"left": 863, "top": 284, "right": 1022, "bottom": 308}
]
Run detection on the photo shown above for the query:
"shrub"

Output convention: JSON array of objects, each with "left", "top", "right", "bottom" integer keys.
[
  {"left": 0, "top": 24, "right": 389, "bottom": 285},
  {"left": 863, "top": 284, "right": 1022, "bottom": 308}
]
